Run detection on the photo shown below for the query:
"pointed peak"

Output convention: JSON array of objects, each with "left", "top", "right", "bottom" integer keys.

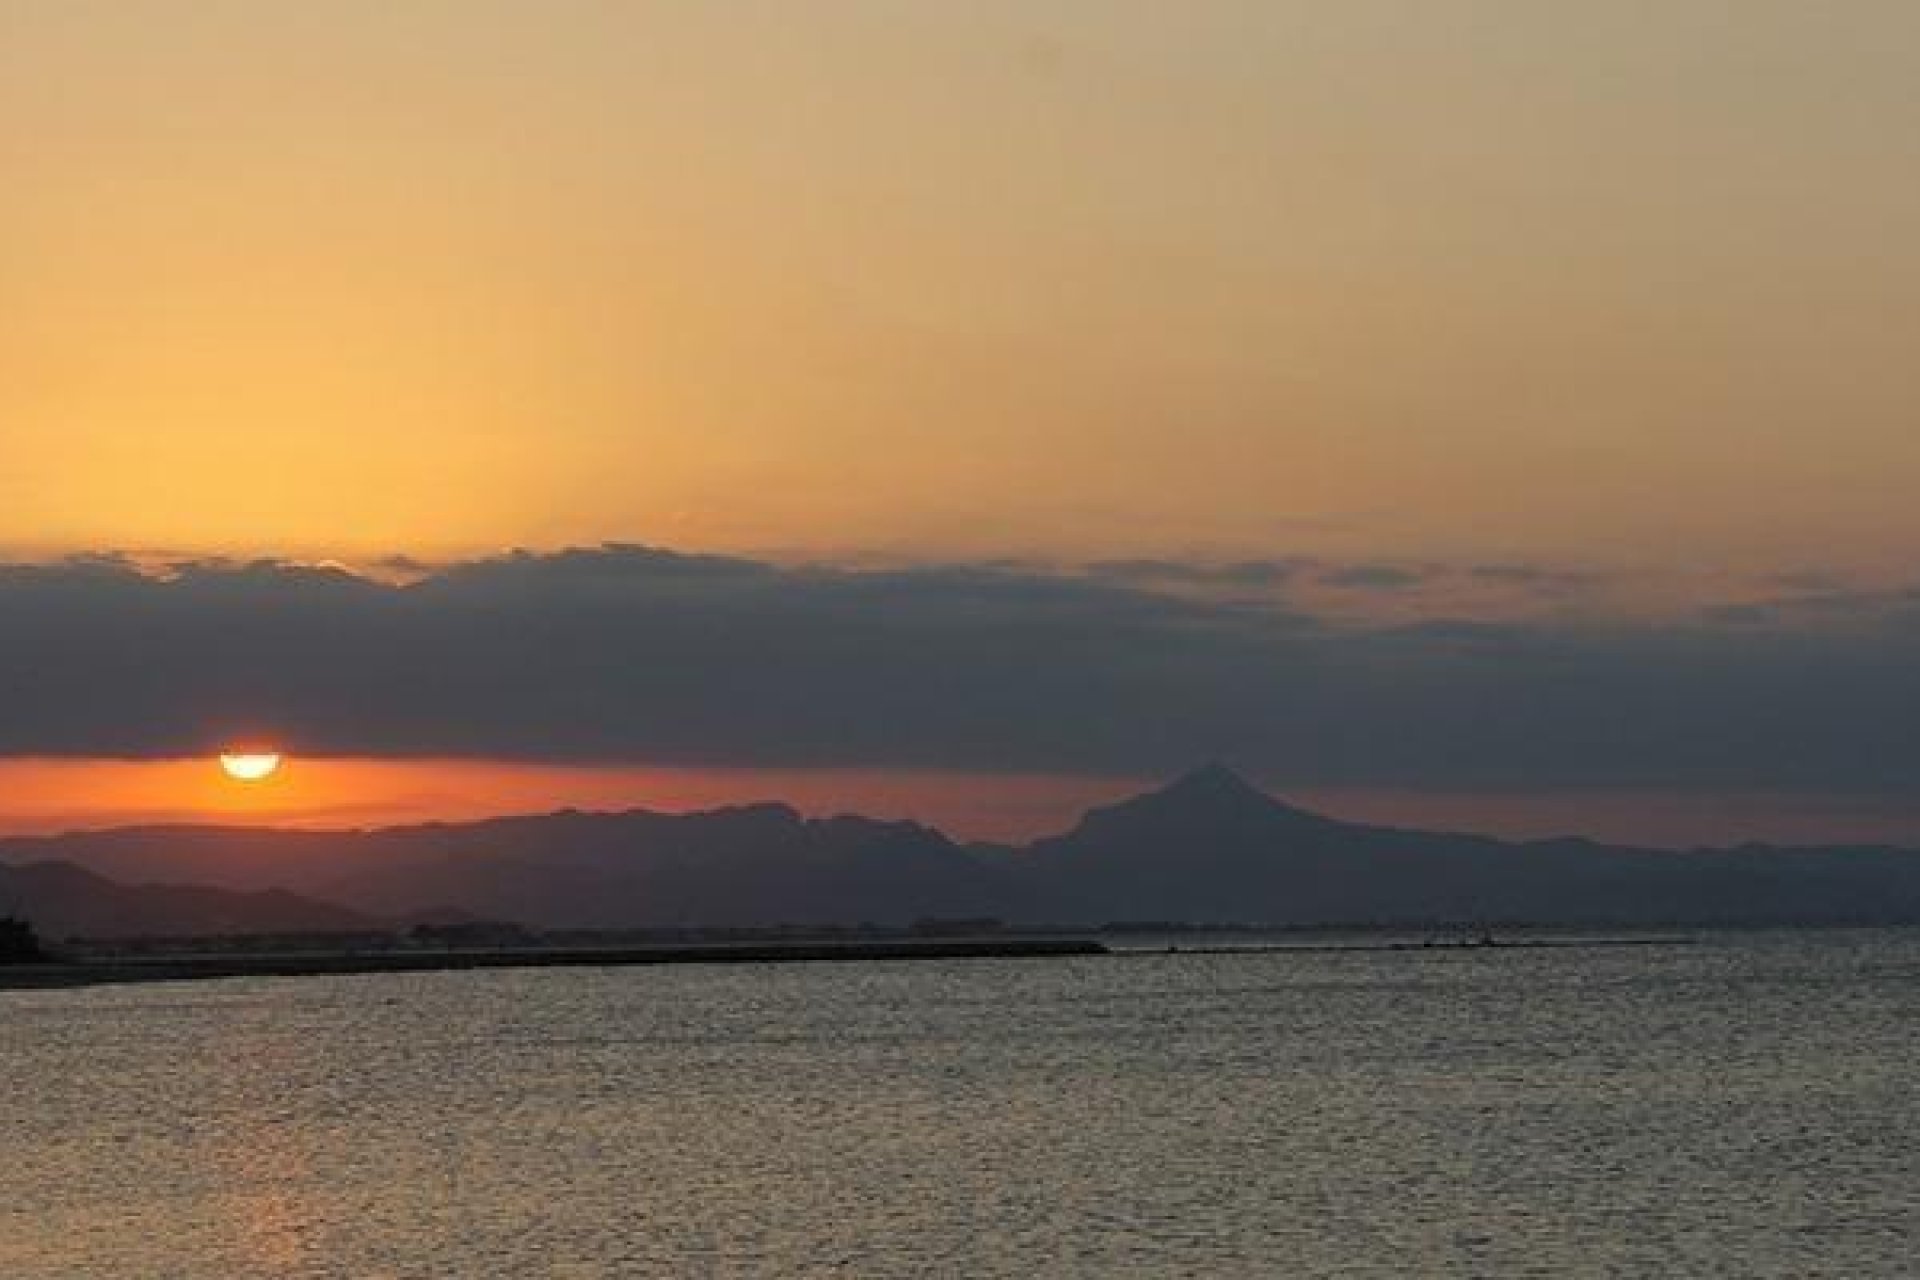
[
  {"left": 1163, "top": 761, "right": 1262, "bottom": 797},
  {"left": 1070, "top": 763, "right": 1324, "bottom": 835},
  {"left": 1146, "top": 762, "right": 1298, "bottom": 813}
]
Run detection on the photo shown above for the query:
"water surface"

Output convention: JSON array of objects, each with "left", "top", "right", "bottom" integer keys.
[{"left": 4, "top": 931, "right": 1917, "bottom": 1276}]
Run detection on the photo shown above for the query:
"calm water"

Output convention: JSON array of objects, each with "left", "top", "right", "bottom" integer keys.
[{"left": 4, "top": 932, "right": 1918, "bottom": 1277}]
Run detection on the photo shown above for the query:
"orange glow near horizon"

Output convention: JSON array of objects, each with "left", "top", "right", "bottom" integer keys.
[
  {"left": 0, "top": 759, "right": 1914, "bottom": 851},
  {"left": 0, "top": 758, "right": 1142, "bottom": 844}
]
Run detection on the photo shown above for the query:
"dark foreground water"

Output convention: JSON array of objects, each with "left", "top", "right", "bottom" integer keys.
[{"left": 4, "top": 931, "right": 1917, "bottom": 1277}]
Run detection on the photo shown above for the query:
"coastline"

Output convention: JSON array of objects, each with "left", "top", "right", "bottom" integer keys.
[
  {"left": 0, "top": 937, "right": 1109, "bottom": 992},
  {"left": 0, "top": 930, "right": 1728, "bottom": 992}
]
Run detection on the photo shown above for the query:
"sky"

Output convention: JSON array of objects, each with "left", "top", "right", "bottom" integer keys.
[{"left": 3, "top": 2, "right": 1918, "bottom": 844}]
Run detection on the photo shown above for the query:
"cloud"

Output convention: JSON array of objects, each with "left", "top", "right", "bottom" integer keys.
[
  {"left": 1083, "top": 558, "right": 1302, "bottom": 588},
  {"left": 2, "top": 544, "right": 1918, "bottom": 794},
  {"left": 1316, "top": 563, "right": 1428, "bottom": 591},
  {"left": 1466, "top": 563, "right": 1605, "bottom": 594},
  {"left": 1704, "top": 602, "right": 1781, "bottom": 627},
  {"left": 1704, "top": 581, "right": 1920, "bottom": 628}
]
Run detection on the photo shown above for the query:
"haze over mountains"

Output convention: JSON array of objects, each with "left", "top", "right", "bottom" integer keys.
[{"left": 6, "top": 767, "right": 1920, "bottom": 939}]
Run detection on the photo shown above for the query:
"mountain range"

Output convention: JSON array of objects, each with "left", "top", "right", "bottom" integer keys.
[
  {"left": 6, "top": 765, "right": 1920, "bottom": 938},
  {"left": 0, "top": 858, "right": 371, "bottom": 941}
]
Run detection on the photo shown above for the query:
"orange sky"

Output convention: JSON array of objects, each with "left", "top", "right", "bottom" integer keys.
[
  {"left": 4, "top": 2, "right": 1919, "bottom": 573},
  {"left": 0, "top": 758, "right": 1140, "bottom": 844},
  {"left": 5, "top": 4, "right": 1919, "bottom": 849},
  {"left": 2, "top": 758, "right": 1916, "bottom": 851}
]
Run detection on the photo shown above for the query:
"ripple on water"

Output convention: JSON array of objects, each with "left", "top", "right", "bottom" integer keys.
[{"left": 3, "top": 932, "right": 1918, "bottom": 1277}]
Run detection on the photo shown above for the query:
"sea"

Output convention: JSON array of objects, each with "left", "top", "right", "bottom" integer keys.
[{"left": 4, "top": 929, "right": 1917, "bottom": 1277}]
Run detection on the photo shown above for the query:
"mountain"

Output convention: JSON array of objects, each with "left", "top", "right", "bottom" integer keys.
[
  {"left": 0, "top": 805, "right": 1008, "bottom": 930},
  {"left": 6, "top": 766, "right": 1920, "bottom": 931},
  {"left": 1017, "top": 765, "right": 1920, "bottom": 925},
  {"left": 0, "top": 859, "right": 374, "bottom": 941}
]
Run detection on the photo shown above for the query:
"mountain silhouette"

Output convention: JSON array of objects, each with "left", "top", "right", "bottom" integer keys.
[
  {"left": 1072, "top": 762, "right": 1328, "bottom": 834},
  {"left": 5, "top": 766, "right": 1920, "bottom": 933},
  {"left": 0, "top": 859, "right": 373, "bottom": 941}
]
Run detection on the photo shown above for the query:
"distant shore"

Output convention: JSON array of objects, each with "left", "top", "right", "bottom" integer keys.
[
  {"left": 0, "top": 930, "right": 1732, "bottom": 991},
  {"left": 0, "top": 936, "right": 1109, "bottom": 991},
  {"left": 1130, "top": 935, "right": 1699, "bottom": 956}
]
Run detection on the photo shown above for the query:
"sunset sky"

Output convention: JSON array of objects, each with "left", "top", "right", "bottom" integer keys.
[{"left": 4, "top": 2, "right": 1919, "bottom": 844}]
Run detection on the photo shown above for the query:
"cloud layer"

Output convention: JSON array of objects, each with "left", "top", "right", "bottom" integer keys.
[{"left": 2, "top": 545, "right": 1916, "bottom": 793}]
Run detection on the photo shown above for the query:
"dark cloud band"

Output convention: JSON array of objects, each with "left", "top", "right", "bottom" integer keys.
[{"left": 1, "top": 545, "right": 1916, "bottom": 793}]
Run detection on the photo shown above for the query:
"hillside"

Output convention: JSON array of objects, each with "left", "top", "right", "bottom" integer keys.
[
  {"left": 6, "top": 767, "right": 1920, "bottom": 930},
  {"left": 0, "top": 859, "right": 374, "bottom": 941}
]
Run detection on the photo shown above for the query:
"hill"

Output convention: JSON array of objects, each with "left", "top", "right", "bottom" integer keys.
[
  {"left": 6, "top": 767, "right": 1920, "bottom": 930},
  {"left": 0, "top": 859, "right": 375, "bottom": 941}
]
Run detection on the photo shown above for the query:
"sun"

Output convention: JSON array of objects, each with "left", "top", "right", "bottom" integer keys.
[{"left": 218, "top": 751, "right": 284, "bottom": 783}]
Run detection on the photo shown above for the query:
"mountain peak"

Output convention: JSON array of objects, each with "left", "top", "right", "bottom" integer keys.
[
  {"left": 1065, "top": 763, "right": 1321, "bottom": 840},
  {"left": 1139, "top": 762, "right": 1316, "bottom": 818},
  {"left": 1160, "top": 761, "right": 1266, "bottom": 802}
]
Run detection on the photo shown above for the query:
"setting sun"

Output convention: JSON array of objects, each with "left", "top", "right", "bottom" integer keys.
[{"left": 218, "top": 752, "right": 283, "bottom": 783}]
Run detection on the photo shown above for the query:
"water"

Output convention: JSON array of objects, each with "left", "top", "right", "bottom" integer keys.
[{"left": 4, "top": 931, "right": 1918, "bottom": 1277}]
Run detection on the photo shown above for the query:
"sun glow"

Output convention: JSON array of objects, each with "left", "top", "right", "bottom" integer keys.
[{"left": 218, "top": 752, "right": 283, "bottom": 783}]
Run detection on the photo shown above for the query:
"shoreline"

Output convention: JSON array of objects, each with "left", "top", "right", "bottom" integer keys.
[
  {"left": 0, "top": 937, "right": 1109, "bottom": 991},
  {"left": 1127, "top": 936, "right": 1699, "bottom": 956},
  {"left": 0, "top": 932, "right": 1726, "bottom": 992}
]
